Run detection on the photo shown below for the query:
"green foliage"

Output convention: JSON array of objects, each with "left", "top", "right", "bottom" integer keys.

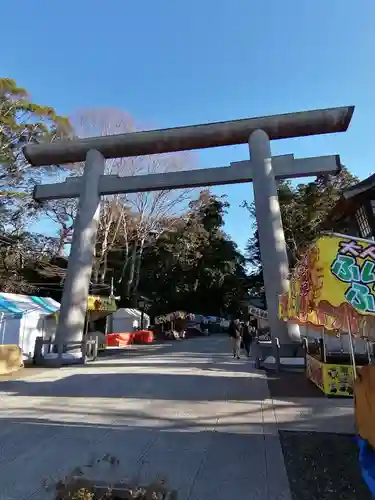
[
  {"left": 133, "top": 191, "right": 250, "bottom": 317},
  {"left": 0, "top": 77, "right": 71, "bottom": 186},
  {"left": 0, "top": 189, "right": 250, "bottom": 317},
  {"left": 245, "top": 167, "right": 359, "bottom": 295},
  {"left": 0, "top": 78, "right": 72, "bottom": 292}
]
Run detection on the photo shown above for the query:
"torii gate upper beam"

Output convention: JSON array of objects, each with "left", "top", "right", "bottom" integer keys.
[{"left": 24, "top": 106, "right": 353, "bottom": 166}]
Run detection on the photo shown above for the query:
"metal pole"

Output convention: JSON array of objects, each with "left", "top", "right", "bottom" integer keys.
[
  {"left": 54, "top": 149, "right": 105, "bottom": 351},
  {"left": 141, "top": 308, "right": 144, "bottom": 330},
  {"left": 365, "top": 337, "right": 372, "bottom": 365},
  {"left": 346, "top": 310, "right": 357, "bottom": 380},
  {"left": 322, "top": 326, "right": 327, "bottom": 363},
  {"left": 249, "top": 129, "right": 300, "bottom": 347}
]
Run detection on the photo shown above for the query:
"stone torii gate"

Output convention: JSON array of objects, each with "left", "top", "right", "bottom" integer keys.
[{"left": 24, "top": 106, "right": 354, "bottom": 354}]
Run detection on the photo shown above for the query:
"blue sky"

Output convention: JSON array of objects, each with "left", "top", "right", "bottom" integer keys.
[{"left": 2, "top": 0, "right": 374, "bottom": 252}]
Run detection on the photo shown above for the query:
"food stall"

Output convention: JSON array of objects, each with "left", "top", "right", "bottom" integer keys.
[
  {"left": 279, "top": 232, "right": 375, "bottom": 397},
  {"left": 248, "top": 306, "right": 269, "bottom": 339},
  {"left": 154, "top": 311, "right": 195, "bottom": 339},
  {"left": 86, "top": 295, "right": 117, "bottom": 350}
]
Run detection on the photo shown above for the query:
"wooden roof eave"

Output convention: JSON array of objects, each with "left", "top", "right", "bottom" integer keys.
[{"left": 343, "top": 174, "right": 375, "bottom": 200}]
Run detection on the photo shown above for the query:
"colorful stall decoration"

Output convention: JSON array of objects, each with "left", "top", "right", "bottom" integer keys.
[
  {"left": 279, "top": 232, "right": 375, "bottom": 397},
  {"left": 154, "top": 311, "right": 195, "bottom": 325},
  {"left": 305, "top": 355, "right": 355, "bottom": 397},
  {"left": 86, "top": 296, "right": 117, "bottom": 351},
  {"left": 87, "top": 295, "right": 117, "bottom": 313},
  {"left": 279, "top": 233, "right": 375, "bottom": 337},
  {"left": 154, "top": 311, "right": 195, "bottom": 340}
]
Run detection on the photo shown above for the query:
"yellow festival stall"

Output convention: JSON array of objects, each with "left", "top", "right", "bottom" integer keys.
[
  {"left": 279, "top": 232, "right": 375, "bottom": 397},
  {"left": 86, "top": 295, "right": 117, "bottom": 350},
  {"left": 87, "top": 295, "right": 117, "bottom": 319}
]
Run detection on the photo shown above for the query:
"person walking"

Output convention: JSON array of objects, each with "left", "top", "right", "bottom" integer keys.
[
  {"left": 242, "top": 320, "right": 253, "bottom": 357},
  {"left": 229, "top": 318, "right": 242, "bottom": 359}
]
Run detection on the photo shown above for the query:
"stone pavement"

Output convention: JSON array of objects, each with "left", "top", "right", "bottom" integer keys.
[
  {"left": 270, "top": 396, "right": 354, "bottom": 434},
  {"left": 0, "top": 335, "right": 337, "bottom": 500}
]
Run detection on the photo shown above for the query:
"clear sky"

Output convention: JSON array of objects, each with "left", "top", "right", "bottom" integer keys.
[{"left": 2, "top": 0, "right": 374, "bottom": 252}]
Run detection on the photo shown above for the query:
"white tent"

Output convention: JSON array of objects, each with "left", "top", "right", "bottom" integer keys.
[
  {"left": 0, "top": 293, "right": 60, "bottom": 362},
  {"left": 110, "top": 308, "right": 150, "bottom": 333}
]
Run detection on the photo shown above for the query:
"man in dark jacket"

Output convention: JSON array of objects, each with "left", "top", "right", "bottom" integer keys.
[{"left": 229, "top": 318, "right": 242, "bottom": 359}]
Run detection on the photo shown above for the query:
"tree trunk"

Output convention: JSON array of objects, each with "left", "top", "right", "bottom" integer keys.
[
  {"left": 97, "top": 204, "right": 113, "bottom": 284},
  {"left": 133, "top": 239, "right": 145, "bottom": 295},
  {"left": 99, "top": 252, "right": 108, "bottom": 283},
  {"left": 125, "top": 243, "right": 137, "bottom": 300},
  {"left": 57, "top": 227, "right": 69, "bottom": 256}
]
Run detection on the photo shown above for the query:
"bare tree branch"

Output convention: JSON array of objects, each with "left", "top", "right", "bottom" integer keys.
[{"left": 69, "top": 108, "right": 199, "bottom": 294}]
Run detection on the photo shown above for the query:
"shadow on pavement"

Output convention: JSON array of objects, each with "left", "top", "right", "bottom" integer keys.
[
  {"left": 0, "top": 415, "right": 277, "bottom": 500},
  {"left": 0, "top": 411, "right": 364, "bottom": 500},
  {"left": 0, "top": 369, "right": 264, "bottom": 401}
]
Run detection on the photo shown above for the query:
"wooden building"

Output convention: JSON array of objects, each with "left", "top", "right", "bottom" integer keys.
[{"left": 325, "top": 174, "right": 375, "bottom": 239}]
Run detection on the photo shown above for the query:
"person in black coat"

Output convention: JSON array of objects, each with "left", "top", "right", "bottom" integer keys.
[
  {"left": 242, "top": 320, "right": 253, "bottom": 357},
  {"left": 229, "top": 318, "right": 242, "bottom": 359}
]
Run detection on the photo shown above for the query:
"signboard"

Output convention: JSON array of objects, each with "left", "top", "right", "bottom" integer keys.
[
  {"left": 279, "top": 233, "right": 375, "bottom": 336},
  {"left": 306, "top": 354, "right": 324, "bottom": 390},
  {"left": 323, "top": 362, "right": 355, "bottom": 397},
  {"left": 155, "top": 311, "right": 195, "bottom": 324},
  {"left": 306, "top": 354, "right": 356, "bottom": 396},
  {"left": 248, "top": 306, "right": 268, "bottom": 320},
  {"left": 87, "top": 295, "right": 117, "bottom": 312}
]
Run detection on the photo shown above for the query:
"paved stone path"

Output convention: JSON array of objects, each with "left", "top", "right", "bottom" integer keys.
[{"left": 0, "top": 336, "right": 303, "bottom": 500}]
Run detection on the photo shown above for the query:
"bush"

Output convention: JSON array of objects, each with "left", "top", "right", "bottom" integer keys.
[{"left": 43, "top": 455, "right": 177, "bottom": 500}]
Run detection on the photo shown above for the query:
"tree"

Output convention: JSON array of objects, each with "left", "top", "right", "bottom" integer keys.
[
  {"left": 138, "top": 191, "right": 250, "bottom": 317},
  {"left": 69, "top": 108, "right": 197, "bottom": 303},
  {"left": 0, "top": 78, "right": 72, "bottom": 293},
  {"left": 0, "top": 230, "right": 57, "bottom": 293},
  {"left": 43, "top": 198, "right": 77, "bottom": 256},
  {"left": 0, "top": 77, "right": 71, "bottom": 188},
  {"left": 244, "top": 167, "right": 359, "bottom": 295}
]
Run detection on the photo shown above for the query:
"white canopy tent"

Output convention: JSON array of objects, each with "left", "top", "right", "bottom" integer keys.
[
  {"left": 0, "top": 293, "right": 60, "bottom": 361},
  {"left": 110, "top": 308, "right": 150, "bottom": 333}
]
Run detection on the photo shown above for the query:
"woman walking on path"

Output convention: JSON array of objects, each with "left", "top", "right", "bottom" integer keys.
[
  {"left": 242, "top": 320, "right": 253, "bottom": 357},
  {"left": 229, "top": 318, "right": 242, "bottom": 359}
]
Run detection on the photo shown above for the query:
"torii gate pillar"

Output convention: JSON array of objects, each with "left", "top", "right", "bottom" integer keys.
[
  {"left": 54, "top": 149, "right": 105, "bottom": 350},
  {"left": 249, "top": 130, "right": 300, "bottom": 344}
]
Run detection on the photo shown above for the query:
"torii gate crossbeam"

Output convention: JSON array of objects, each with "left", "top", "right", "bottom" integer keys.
[
  {"left": 33, "top": 154, "right": 340, "bottom": 201},
  {"left": 24, "top": 106, "right": 354, "bottom": 361}
]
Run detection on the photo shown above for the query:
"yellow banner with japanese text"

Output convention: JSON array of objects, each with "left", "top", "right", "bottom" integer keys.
[
  {"left": 87, "top": 295, "right": 117, "bottom": 312},
  {"left": 279, "top": 233, "right": 375, "bottom": 336}
]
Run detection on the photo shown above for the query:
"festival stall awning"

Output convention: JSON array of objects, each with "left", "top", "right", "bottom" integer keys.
[
  {"left": 278, "top": 233, "right": 375, "bottom": 337},
  {"left": 87, "top": 295, "right": 117, "bottom": 321},
  {"left": 0, "top": 293, "right": 60, "bottom": 317},
  {"left": 87, "top": 295, "right": 117, "bottom": 312},
  {"left": 155, "top": 311, "right": 195, "bottom": 325}
]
